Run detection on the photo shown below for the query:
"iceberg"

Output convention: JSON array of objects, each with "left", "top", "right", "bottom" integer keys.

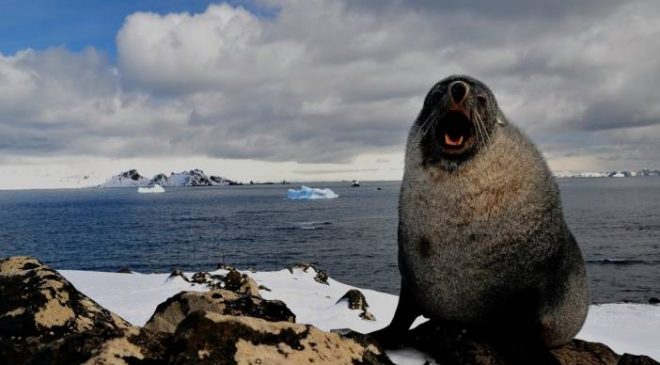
[
  {"left": 287, "top": 185, "right": 338, "bottom": 200},
  {"left": 137, "top": 184, "right": 165, "bottom": 194}
]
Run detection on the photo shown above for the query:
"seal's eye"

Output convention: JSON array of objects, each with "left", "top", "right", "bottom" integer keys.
[{"left": 477, "top": 96, "right": 487, "bottom": 107}]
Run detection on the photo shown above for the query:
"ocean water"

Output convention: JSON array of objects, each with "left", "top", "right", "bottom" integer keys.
[{"left": 0, "top": 178, "right": 658, "bottom": 304}]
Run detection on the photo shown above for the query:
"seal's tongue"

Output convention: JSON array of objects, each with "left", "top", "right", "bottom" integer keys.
[{"left": 444, "top": 133, "right": 464, "bottom": 147}]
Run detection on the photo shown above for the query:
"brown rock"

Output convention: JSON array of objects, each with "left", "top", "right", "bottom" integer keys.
[
  {"left": 222, "top": 269, "right": 261, "bottom": 296},
  {"left": 552, "top": 339, "right": 620, "bottom": 365},
  {"left": 286, "top": 262, "right": 330, "bottom": 285},
  {"left": 168, "top": 269, "right": 190, "bottom": 282},
  {"left": 191, "top": 272, "right": 211, "bottom": 284},
  {"left": 337, "top": 289, "right": 369, "bottom": 311},
  {"left": 337, "top": 289, "right": 376, "bottom": 321},
  {"left": 143, "top": 289, "right": 295, "bottom": 334},
  {"left": 27, "top": 326, "right": 171, "bottom": 365},
  {"left": 168, "top": 311, "right": 394, "bottom": 365},
  {"left": 0, "top": 256, "right": 130, "bottom": 365}
]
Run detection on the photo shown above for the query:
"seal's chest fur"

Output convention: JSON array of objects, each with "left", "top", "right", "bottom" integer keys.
[{"left": 399, "top": 125, "right": 561, "bottom": 322}]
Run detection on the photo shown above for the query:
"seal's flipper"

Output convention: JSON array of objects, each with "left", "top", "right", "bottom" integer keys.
[
  {"left": 480, "top": 288, "right": 561, "bottom": 365},
  {"left": 368, "top": 284, "right": 421, "bottom": 349}
]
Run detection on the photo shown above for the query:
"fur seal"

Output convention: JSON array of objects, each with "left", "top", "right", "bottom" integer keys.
[{"left": 370, "top": 75, "right": 589, "bottom": 363}]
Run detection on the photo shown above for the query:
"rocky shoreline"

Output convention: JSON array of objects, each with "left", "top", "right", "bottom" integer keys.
[{"left": 1, "top": 256, "right": 658, "bottom": 365}]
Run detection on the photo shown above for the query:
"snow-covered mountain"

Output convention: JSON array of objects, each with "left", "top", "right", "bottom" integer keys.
[
  {"left": 100, "top": 169, "right": 237, "bottom": 188},
  {"left": 554, "top": 169, "right": 660, "bottom": 178},
  {"left": 101, "top": 169, "right": 151, "bottom": 187},
  {"left": 152, "top": 169, "right": 235, "bottom": 187}
]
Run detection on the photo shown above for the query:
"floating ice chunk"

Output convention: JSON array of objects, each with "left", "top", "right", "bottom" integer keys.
[
  {"left": 137, "top": 184, "right": 165, "bottom": 194},
  {"left": 294, "top": 221, "right": 332, "bottom": 230},
  {"left": 287, "top": 185, "right": 338, "bottom": 200}
]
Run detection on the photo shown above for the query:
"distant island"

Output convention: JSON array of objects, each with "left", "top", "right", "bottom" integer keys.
[
  {"left": 97, "top": 167, "right": 660, "bottom": 189},
  {"left": 553, "top": 169, "right": 660, "bottom": 178},
  {"left": 100, "top": 169, "right": 240, "bottom": 188}
]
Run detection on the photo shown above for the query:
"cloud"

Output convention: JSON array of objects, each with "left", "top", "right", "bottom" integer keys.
[{"left": 1, "top": 0, "right": 659, "bottom": 175}]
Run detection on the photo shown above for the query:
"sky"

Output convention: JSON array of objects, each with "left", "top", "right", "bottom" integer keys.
[{"left": 1, "top": 0, "right": 659, "bottom": 189}]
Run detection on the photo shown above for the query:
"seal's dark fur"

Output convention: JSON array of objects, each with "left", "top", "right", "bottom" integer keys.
[{"left": 370, "top": 75, "right": 589, "bottom": 364}]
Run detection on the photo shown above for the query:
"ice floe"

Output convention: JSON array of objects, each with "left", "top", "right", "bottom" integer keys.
[{"left": 287, "top": 185, "right": 339, "bottom": 200}]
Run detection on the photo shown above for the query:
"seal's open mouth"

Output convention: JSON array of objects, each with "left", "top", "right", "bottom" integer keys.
[{"left": 438, "top": 111, "right": 474, "bottom": 152}]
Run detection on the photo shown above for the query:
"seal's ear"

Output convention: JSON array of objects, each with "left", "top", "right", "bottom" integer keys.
[{"left": 496, "top": 112, "right": 506, "bottom": 126}]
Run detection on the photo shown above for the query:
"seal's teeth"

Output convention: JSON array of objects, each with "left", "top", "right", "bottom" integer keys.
[{"left": 444, "top": 134, "right": 464, "bottom": 146}]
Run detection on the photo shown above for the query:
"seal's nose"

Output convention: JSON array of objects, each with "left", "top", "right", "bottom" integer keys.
[{"left": 450, "top": 81, "right": 468, "bottom": 104}]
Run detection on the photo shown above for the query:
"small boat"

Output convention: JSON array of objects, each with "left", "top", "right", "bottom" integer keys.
[
  {"left": 138, "top": 184, "right": 165, "bottom": 194},
  {"left": 351, "top": 180, "right": 360, "bottom": 187}
]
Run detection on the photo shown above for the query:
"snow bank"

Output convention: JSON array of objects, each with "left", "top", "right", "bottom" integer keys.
[
  {"left": 137, "top": 184, "right": 165, "bottom": 194},
  {"left": 287, "top": 185, "right": 339, "bottom": 200},
  {"left": 59, "top": 268, "right": 660, "bottom": 363},
  {"left": 577, "top": 303, "right": 660, "bottom": 360}
]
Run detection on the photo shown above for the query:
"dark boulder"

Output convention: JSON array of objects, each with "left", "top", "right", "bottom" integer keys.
[{"left": 385, "top": 320, "right": 660, "bottom": 365}]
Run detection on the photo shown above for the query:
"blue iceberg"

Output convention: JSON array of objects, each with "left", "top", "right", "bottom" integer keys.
[{"left": 287, "top": 185, "right": 339, "bottom": 200}]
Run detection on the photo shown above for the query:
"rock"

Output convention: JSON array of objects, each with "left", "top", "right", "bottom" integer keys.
[
  {"left": 0, "top": 256, "right": 130, "bottom": 365},
  {"left": 337, "top": 289, "right": 369, "bottom": 311},
  {"left": 165, "top": 268, "right": 260, "bottom": 297},
  {"left": 336, "top": 289, "right": 376, "bottom": 321},
  {"left": 552, "top": 340, "right": 620, "bottom": 365},
  {"left": 28, "top": 327, "right": 147, "bottom": 365},
  {"left": 168, "top": 269, "right": 190, "bottom": 282},
  {"left": 143, "top": 289, "right": 295, "bottom": 334},
  {"left": 191, "top": 272, "right": 211, "bottom": 284},
  {"left": 618, "top": 354, "right": 660, "bottom": 365},
  {"left": 648, "top": 297, "right": 660, "bottom": 305},
  {"left": 287, "top": 262, "right": 330, "bottom": 285},
  {"left": 216, "top": 263, "right": 236, "bottom": 271},
  {"left": 314, "top": 270, "right": 330, "bottom": 285},
  {"left": 286, "top": 262, "right": 318, "bottom": 273},
  {"left": 3, "top": 256, "right": 658, "bottom": 365},
  {"left": 398, "top": 320, "right": 660, "bottom": 365},
  {"left": 27, "top": 325, "right": 173, "bottom": 365},
  {"left": 168, "top": 311, "right": 394, "bottom": 365},
  {"left": 222, "top": 268, "right": 261, "bottom": 296},
  {"left": 258, "top": 284, "right": 272, "bottom": 292},
  {"left": 360, "top": 311, "right": 376, "bottom": 321}
]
